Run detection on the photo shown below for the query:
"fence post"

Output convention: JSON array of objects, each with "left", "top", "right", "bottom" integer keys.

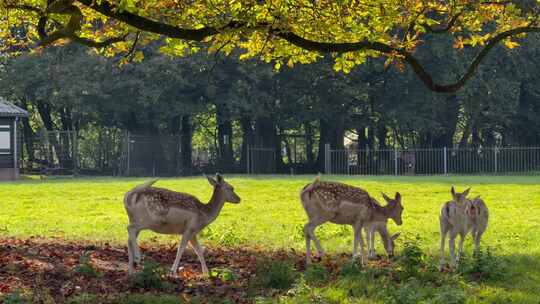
[
  {"left": 73, "top": 130, "right": 78, "bottom": 176},
  {"left": 325, "top": 143, "right": 331, "bottom": 174},
  {"left": 126, "top": 132, "right": 131, "bottom": 176},
  {"left": 494, "top": 147, "right": 498, "bottom": 174},
  {"left": 394, "top": 148, "right": 398, "bottom": 176},
  {"left": 246, "top": 145, "right": 250, "bottom": 174},
  {"left": 443, "top": 147, "right": 448, "bottom": 175}
]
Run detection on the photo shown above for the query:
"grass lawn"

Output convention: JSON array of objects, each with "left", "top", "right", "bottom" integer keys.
[{"left": 1, "top": 175, "right": 540, "bottom": 303}]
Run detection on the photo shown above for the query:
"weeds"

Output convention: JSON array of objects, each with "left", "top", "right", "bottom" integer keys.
[
  {"left": 128, "top": 259, "right": 170, "bottom": 290},
  {"left": 252, "top": 258, "right": 298, "bottom": 291},
  {"left": 73, "top": 251, "right": 102, "bottom": 278},
  {"left": 1, "top": 291, "right": 31, "bottom": 304},
  {"left": 458, "top": 247, "right": 507, "bottom": 281},
  {"left": 303, "top": 264, "right": 329, "bottom": 286}
]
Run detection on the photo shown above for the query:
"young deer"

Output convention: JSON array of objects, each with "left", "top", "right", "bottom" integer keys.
[
  {"left": 123, "top": 174, "right": 240, "bottom": 276},
  {"left": 300, "top": 175, "right": 403, "bottom": 265},
  {"left": 366, "top": 220, "right": 400, "bottom": 259},
  {"left": 439, "top": 187, "right": 489, "bottom": 269}
]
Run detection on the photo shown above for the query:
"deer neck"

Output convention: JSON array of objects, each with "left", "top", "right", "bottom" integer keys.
[
  {"left": 371, "top": 203, "right": 392, "bottom": 222},
  {"left": 204, "top": 186, "right": 226, "bottom": 222}
]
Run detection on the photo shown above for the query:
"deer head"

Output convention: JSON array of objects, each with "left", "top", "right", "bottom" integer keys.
[
  {"left": 384, "top": 232, "right": 401, "bottom": 258},
  {"left": 206, "top": 174, "right": 241, "bottom": 204},
  {"left": 382, "top": 192, "right": 404, "bottom": 226},
  {"left": 450, "top": 186, "right": 470, "bottom": 204}
]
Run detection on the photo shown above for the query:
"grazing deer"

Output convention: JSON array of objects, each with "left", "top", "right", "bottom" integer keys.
[
  {"left": 439, "top": 187, "right": 489, "bottom": 269},
  {"left": 366, "top": 221, "right": 400, "bottom": 259},
  {"left": 300, "top": 175, "right": 403, "bottom": 265},
  {"left": 123, "top": 174, "right": 241, "bottom": 276}
]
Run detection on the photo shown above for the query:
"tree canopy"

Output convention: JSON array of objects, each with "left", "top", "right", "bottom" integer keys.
[{"left": 2, "top": 0, "right": 540, "bottom": 93}]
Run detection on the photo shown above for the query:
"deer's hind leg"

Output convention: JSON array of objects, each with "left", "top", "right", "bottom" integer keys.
[
  {"left": 304, "top": 218, "right": 326, "bottom": 265},
  {"left": 127, "top": 224, "right": 142, "bottom": 275},
  {"left": 439, "top": 217, "right": 449, "bottom": 270}
]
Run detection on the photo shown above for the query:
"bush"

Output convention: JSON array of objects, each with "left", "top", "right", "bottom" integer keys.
[
  {"left": 396, "top": 237, "right": 425, "bottom": 279},
  {"left": 73, "top": 251, "right": 102, "bottom": 278},
  {"left": 211, "top": 267, "right": 236, "bottom": 282},
  {"left": 1, "top": 291, "right": 31, "bottom": 304},
  {"left": 339, "top": 260, "right": 363, "bottom": 278},
  {"left": 458, "top": 247, "right": 507, "bottom": 281},
  {"left": 128, "top": 260, "right": 169, "bottom": 290},
  {"left": 67, "top": 293, "right": 100, "bottom": 304},
  {"left": 117, "top": 294, "right": 184, "bottom": 304},
  {"left": 431, "top": 285, "right": 467, "bottom": 304},
  {"left": 253, "top": 258, "right": 298, "bottom": 290},
  {"left": 303, "top": 264, "right": 329, "bottom": 286}
]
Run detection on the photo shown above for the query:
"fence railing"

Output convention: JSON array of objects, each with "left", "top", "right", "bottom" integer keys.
[{"left": 325, "top": 145, "right": 540, "bottom": 175}]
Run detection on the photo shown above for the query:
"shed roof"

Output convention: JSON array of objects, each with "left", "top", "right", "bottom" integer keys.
[{"left": 0, "top": 97, "right": 29, "bottom": 117}]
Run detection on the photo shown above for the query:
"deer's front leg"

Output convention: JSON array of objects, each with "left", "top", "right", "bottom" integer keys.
[
  {"left": 448, "top": 232, "right": 457, "bottom": 269},
  {"left": 189, "top": 235, "right": 209, "bottom": 276},
  {"left": 170, "top": 230, "right": 194, "bottom": 276},
  {"left": 353, "top": 224, "right": 366, "bottom": 265}
]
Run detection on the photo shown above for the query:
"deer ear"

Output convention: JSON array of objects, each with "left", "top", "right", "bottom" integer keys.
[
  {"left": 391, "top": 232, "right": 401, "bottom": 241},
  {"left": 451, "top": 186, "right": 456, "bottom": 196},
  {"left": 314, "top": 173, "right": 321, "bottom": 184},
  {"left": 382, "top": 192, "right": 391, "bottom": 203},
  {"left": 215, "top": 173, "right": 224, "bottom": 184},
  {"left": 206, "top": 175, "right": 217, "bottom": 186},
  {"left": 463, "top": 188, "right": 471, "bottom": 197},
  {"left": 395, "top": 192, "right": 401, "bottom": 202}
]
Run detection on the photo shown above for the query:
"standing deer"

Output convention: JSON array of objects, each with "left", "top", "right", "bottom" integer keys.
[
  {"left": 300, "top": 175, "right": 403, "bottom": 265},
  {"left": 439, "top": 187, "right": 489, "bottom": 270},
  {"left": 123, "top": 174, "right": 241, "bottom": 275}
]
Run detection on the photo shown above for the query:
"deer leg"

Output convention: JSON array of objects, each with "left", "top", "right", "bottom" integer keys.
[
  {"left": 127, "top": 224, "right": 141, "bottom": 275},
  {"left": 368, "top": 226, "right": 377, "bottom": 259},
  {"left": 189, "top": 235, "right": 209, "bottom": 276},
  {"left": 449, "top": 231, "right": 457, "bottom": 269},
  {"left": 305, "top": 219, "right": 325, "bottom": 258},
  {"left": 439, "top": 220, "right": 448, "bottom": 270},
  {"left": 457, "top": 232, "right": 466, "bottom": 263},
  {"left": 170, "top": 230, "right": 193, "bottom": 275},
  {"left": 304, "top": 223, "right": 312, "bottom": 265},
  {"left": 353, "top": 224, "right": 366, "bottom": 265},
  {"left": 134, "top": 229, "right": 142, "bottom": 264}
]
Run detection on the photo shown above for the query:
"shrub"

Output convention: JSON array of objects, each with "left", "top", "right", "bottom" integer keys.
[
  {"left": 303, "top": 264, "right": 329, "bottom": 286},
  {"left": 396, "top": 237, "right": 425, "bottom": 279},
  {"left": 431, "top": 285, "right": 467, "bottom": 304},
  {"left": 458, "top": 247, "right": 507, "bottom": 281},
  {"left": 67, "top": 293, "right": 100, "bottom": 304},
  {"left": 73, "top": 251, "right": 102, "bottom": 278},
  {"left": 1, "top": 291, "right": 31, "bottom": 304},
  {"left": 117, "top": 294, "right": 184, "bottom": 304},
  {"left": 128, "top": 260, "right": 169, "bottom": 290},
  {"left": 339, "top": 260, "right": 363, "bottom": 278},
  {"left": 253, "top": 258, "right": 298, "bottom": 290}
]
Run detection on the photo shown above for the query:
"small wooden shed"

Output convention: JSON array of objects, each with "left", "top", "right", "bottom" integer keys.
[{"left": 0, "top": 98, "right": 28, "bottom": 180}]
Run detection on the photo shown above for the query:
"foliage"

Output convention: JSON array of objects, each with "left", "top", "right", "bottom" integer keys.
[
  {"left": 458, "top": 247, "right": 508, "bottom": 282},
  {"left": 303, "top": 264, "right": 329, "bottom": 286},
  {"left": 128, "top": 260, "right": 169, "bottom": 290},
  {"left": 73, "top": 251, "right": 102, "bottom": 278},
  {"left": 2, "top": 1, "right": 540, "bottom": 92},
  {"left": 253, "top": 258, "right": 298, "bottom": 291},
  {"left": 1, "top": 291, "right": 31, "bottom": 304}
]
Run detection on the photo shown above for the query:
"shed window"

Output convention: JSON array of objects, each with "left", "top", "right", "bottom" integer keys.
[{"left": 0, "top": 125, "right": 11, "bottom": 154}]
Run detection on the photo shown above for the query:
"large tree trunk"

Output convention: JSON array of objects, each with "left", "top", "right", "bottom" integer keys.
[
  {"left": 180, "top": 115, "right": 193, "bottom": 176},
  {"left": 19, "top": 100, "right": 35, "bottom": 165},
  {"left": 254, "top": 117, "right": 283, "bottom": 172},
  {"left": 316, "top": 117, "right": 345, "bottom": 172}
]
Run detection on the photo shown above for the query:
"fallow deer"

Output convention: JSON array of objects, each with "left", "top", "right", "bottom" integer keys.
[
  {"left": 439, "top": 187, "right": 489, "bottom": 269},
  {"left": 300, "top": 175, "right": 403, "bottom": 265},
  {"left": 366, "top": 220, "right": 400, "bottom": 259},
  {"left": 123, "top": 174, "right": 241, "bottom": 276}
]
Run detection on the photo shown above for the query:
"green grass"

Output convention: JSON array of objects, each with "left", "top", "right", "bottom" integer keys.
[{"left": 2, "top": 175, "right": 540, "bottom": 303}]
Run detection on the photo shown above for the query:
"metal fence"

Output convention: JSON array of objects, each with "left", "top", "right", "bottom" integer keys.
[
  {"left": 25, "top": 130, "right": 77, "bottom": 175},
  {"left": 247, "top": 146, "right": 276, "bottom": 174},
  {"left": 325, "top": 145, "right": 540, "bottom": 175},
  {"left": 120, "top": 133, "right": 182, "bottom": 176}
]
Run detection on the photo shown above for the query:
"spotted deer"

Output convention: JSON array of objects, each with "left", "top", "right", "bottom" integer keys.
[
  {"left": 300, "top": 175, "right": 403, "bottom": 265},
  {"left": 439, "top": 187, "right": 489, "bottom": 269},
  {"left": 123, "top": 174, "right": 241, "bottom": 275}
]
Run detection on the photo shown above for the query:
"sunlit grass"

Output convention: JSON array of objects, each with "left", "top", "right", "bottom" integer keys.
[{"left": 1, "top": 174, "right": 540, "bottom": 302}]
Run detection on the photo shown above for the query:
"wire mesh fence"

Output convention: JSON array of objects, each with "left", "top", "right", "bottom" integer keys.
[
  {"left": 326, "top": 145, "right": 540, "bottom": 175},
  {"left": 247, "top": 146, "right": 276, "bottom": 174},
  {"left": 121, "top": 133, "right": 181, "bottom": 176},
  {"left": 27, "top": 130, "right": 77, "bottom": 175}
]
